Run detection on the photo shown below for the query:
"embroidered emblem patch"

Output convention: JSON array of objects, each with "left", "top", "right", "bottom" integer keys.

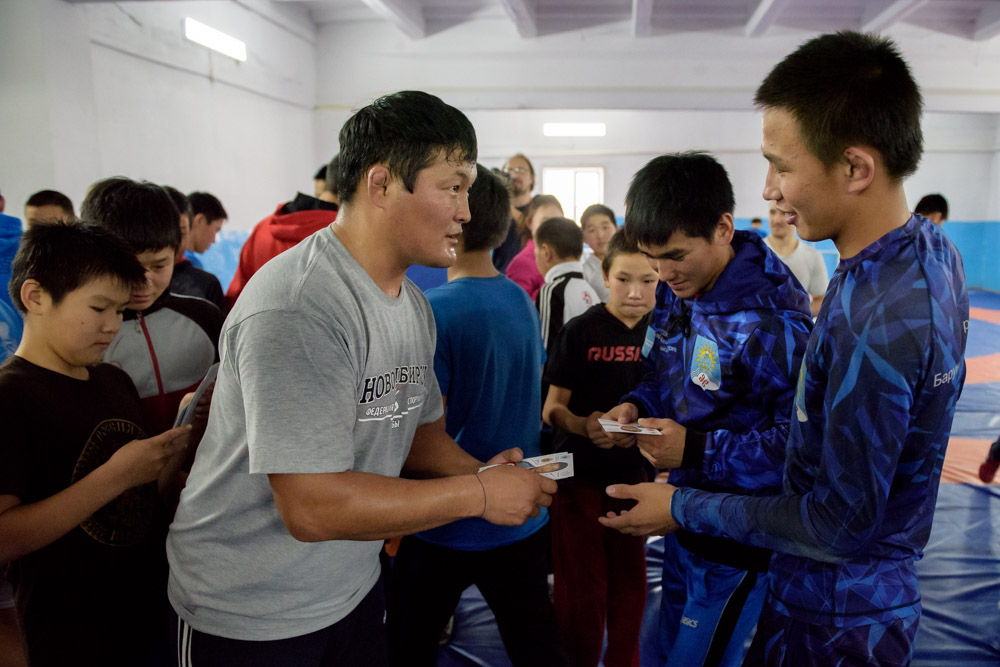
[{"left": 690, "top": 335, "right": 721, "bottom": 391}]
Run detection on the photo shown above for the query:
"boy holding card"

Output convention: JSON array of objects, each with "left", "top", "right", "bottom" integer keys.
[
  {"left": 388, "top": 164, "right": 567, "bottom": 666},
  {"left": 601, "top": 33, "right": 968, "bottom": 665},
  {"left": 0, "top": 222, "right": 190, "bottom": 666},
  {"left": 541, "top": 232, "right": 657, "bottom": 667},
  {"left": 602, "top": 152, "right": 813, "bottom": 666}
]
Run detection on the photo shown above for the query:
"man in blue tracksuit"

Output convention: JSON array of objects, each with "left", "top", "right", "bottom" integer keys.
[
  {"left": 603, "top": 152, "right": 813, "bottom": 666},
  {"left": 600, "top": 33, "right": 969, "bottom": 666}
]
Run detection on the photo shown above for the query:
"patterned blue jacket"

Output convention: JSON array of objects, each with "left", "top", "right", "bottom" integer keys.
[
  {"left": 672, "top": 216, "right": 969, "bottom": 626},
  {"left": 624, "top": 231, "right": 813, "bottom": 568}
]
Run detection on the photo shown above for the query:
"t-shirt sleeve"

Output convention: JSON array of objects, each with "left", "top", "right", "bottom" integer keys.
[
  {"left": 543, "top": 319, "right": 580, "bottom": 390},
  {"left": 229, "top": 310, "right": 362, "bottom": 475}
]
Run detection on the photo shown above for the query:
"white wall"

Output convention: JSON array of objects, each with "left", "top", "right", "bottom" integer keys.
[
  {"left": 0, "top": 0, "right": 318, "bottom": 230},
  {"left": 315, "top": 17, "right": 1000, "bottom": 222}
]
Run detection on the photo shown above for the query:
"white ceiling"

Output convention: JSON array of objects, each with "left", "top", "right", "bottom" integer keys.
[{"left": 277, "top": 0, "right": 1000, "bottom": 42}]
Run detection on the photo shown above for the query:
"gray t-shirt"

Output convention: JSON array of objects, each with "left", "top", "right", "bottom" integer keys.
[
  {"left": 765, "top": 236, "right": 830, "bottom": 297},
  {"left": 166, "top": 227, "right": 443, "bottom": 640}
]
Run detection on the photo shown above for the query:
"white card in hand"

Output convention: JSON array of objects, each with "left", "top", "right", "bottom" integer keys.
[{"left": 598, "top": 419, "right": 661, "bottom": 435}]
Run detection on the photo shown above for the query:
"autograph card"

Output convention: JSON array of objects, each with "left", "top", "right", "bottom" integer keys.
[
  {"left": 478, "top": 452, "right": 574, "bottom": 480},
  {"left": 173, "top": 363, "right": 219, "bottom": 427},
  {"left": 598, "top": 419, "right": 662, "bottom": 436}
]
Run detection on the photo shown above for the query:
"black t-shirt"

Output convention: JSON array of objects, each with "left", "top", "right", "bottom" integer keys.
[
  {"left": 0, "top": 356, "right": 165, "bottom": 666},
  {"left": 543, "top": 304, "right": 653, "bottom": 487}
]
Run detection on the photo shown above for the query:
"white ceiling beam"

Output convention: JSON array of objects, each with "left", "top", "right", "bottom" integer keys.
[
  {"left": 973, "top": 2, "right": 1000, "bottom": 41},
  {"left": 632, "top": 0, "right": 653, "bottom": 37},
  {"left": 860, "top": 0, "right": 928, "bottom": 33},
  {"left": 499, "top": 0, "right": 538, "bottom": 38},
  {"left": 359, "top": 0, "right": 426, "bottom": 39},
  {"left": 744, "top": 0, "right": 791, "bottom": 38}
]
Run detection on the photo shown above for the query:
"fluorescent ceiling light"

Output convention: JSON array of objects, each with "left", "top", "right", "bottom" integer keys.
[
  {"left": 543, "top": 122, "right": 606, "bottom": 137},
  {"left": 185, "top": 17, "right": 246, "bottom": 62}
]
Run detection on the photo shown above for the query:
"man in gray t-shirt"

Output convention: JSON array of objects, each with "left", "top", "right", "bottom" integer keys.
[
  {"left": 765, "top": 201, "right": 830, "bottom": 316},
  {"left": 166, "top": 91, "right": 557, "bottom": 666}
]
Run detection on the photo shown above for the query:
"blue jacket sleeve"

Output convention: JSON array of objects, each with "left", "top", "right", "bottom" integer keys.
[
  {"left": 690, "top": 315, "right": 812, "bottom": 489},
  {"left": 672, "top": 308, "right": 923, "bottom": 563}
]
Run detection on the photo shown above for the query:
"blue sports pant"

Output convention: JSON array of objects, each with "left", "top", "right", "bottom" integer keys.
[{"left": 657, "top": 533, "right": 767, "bottom": 667}]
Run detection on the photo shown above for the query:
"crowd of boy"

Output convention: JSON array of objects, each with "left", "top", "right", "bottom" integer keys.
[{"left": 0, "top": 29, "right": 970, "bottom": 667}]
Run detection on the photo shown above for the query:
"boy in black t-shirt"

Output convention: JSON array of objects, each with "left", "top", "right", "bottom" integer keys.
[
  {"left": 541, "top": 232, "right": 657, "bottom": 667},
  {"left": 0, "top": 222, "right": 190, "bottom": 667}
]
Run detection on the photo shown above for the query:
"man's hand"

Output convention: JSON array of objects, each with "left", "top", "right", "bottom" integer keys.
[
  {"left": 584, "top": 411, "right": 615, "bottom": 448},
  {"left": 635, "top": 418, "right": 686, "bottom": 469},
  {"left": 108, "top": 425, "right": 191, "bottom": 490},
  {"left": 597, "top": 482, "right": 680, "bottom": 536},
  {"left": 599, "top": 403, "right": 639, "bottom": 449},
  {"left": 485, "top": 447, "right": 523, "bottom": 466},
  {"left": 476, "top": 464, "right": 557, "bottom": 526}
]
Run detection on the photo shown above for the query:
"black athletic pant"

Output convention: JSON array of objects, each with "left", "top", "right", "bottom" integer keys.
[
  {"left": 388, "top": 525, "right": 568, "bottom": 667},
  {"left": 170, "top": 576, "right": 387, "bottom": 667}
]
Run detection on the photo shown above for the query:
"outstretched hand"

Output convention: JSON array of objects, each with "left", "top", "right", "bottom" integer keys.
[{"left": 597, "top": 482, "right": 680, "bottom": 536}]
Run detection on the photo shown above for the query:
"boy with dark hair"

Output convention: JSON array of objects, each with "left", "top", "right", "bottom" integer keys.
[
  {"left": 185, "top": 190, "right": 228, "bottom": 267},
  {"left": 226, "top": 156, "right": 340, "bottom": 308},
  {"left": 388, "top": 164, "right": 567, "bottom": 667},
  {"left": 314, "top": 163, "right": 328, "bottom": 198},
  {"left": 0, "top": 221, "right": 190, "bottom": 667},
  {"left": 24, "top": 190, "right": 75, "bottom": 226},
  {"left": 601, "top": 151, "right": 813, "bottom": 666},
  {"left": 915, "top": 192, "right": 949, "bottom": 225},
  {"left": 542, "top": 231, "right": 656, "bottom": 667},
  {"left": 534, "top": 216, "right": 600, "bottom": 352},
  {"left": 602, "top": 32, "right": 968, "bottom": 666},
  {"left": 164, "top": 186, "right": 226, "bottom": 311},
  {"left": 166, "top": 91, "right": 556, "bottom": 666},
  {"left": 82, "top": 177, "right": 223, "bottom": 434}
]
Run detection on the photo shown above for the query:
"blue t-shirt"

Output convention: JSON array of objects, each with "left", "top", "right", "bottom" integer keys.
[
  {"left": 415, "top": 275, "right": 547, "bottom": 551},
  {"left": 672, "top": 215, "right": 969, "bottom": 627},
  {"left": 0, "top": 299, "right": 22, "bottom": 360},
  {"left": 0, "top": 213, "right": 22, "bottom": 315}
]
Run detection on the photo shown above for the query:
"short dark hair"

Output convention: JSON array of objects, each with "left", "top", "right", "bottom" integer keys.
[
  {"left": 463, "top": 164, "right": 511, "bottom": 252},
  {"left": 188, "top": 191, "right": 228, "bottom": 221},
  {"left": 915, "top": 193, "right": 948, "bottom": 220},
  {"left": 162, "top": 186, "right": 192, "bottom": 219},
  {"left": 581, "top": 203, "right": 616, "bottom": 229},
  {"left": 314, "top": 164, "right": 327, "bottom": 181},
  {"left": 518, "top": 194, "right": 563, "bottom": 244},
  {"left": 624, "top": 152, "right": 734, "bottom": 245},
  {"left": 9, "top": 221, "right": 146, "bottom": 313},
  {"left": 25, "top": 190, "right": 75, "bottom": 218},
  {"left": 755, "top": 30, "right": 923, "bottom": 181},
  {"left": 535, "top": 217, "right": 583, "bottom": 261},
  {"left": 336, "top": 90, "right": 477, "bottom": 206},
  {"left": 81, "top": 177, "right": 181, "bottom": 252},
  {"left": 323, "top": 154, "right": 340, "bottom": 195},
  {"left": 601, "top": 230, "right": 642, "bottom": 276},
  {"left": 750, "top": 217, "right": 763, "bottom": 227}
]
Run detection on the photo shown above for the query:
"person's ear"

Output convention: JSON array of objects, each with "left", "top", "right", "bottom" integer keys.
[
  {"left": 192, "top": 213, "right": 206, "bottom": 228},
  {"left": 367, "top": 164, "right": 392, "bottom": 209},
  {"left": 715, "top": 212, "right": 735, "bottom": 245},
  {"left": 20, "top": 279, "right": 48, "bottom": 315},
  {"left": 843, "top": 147, "right": 876, "bottom": 194}
]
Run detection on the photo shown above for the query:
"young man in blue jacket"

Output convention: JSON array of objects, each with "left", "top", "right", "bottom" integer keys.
[
  {"left": 603, "top": 151, "right": 813, "bottom": 666},
  {"left": 602, "top": 32, "right": 969, "bottom": 666}
]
